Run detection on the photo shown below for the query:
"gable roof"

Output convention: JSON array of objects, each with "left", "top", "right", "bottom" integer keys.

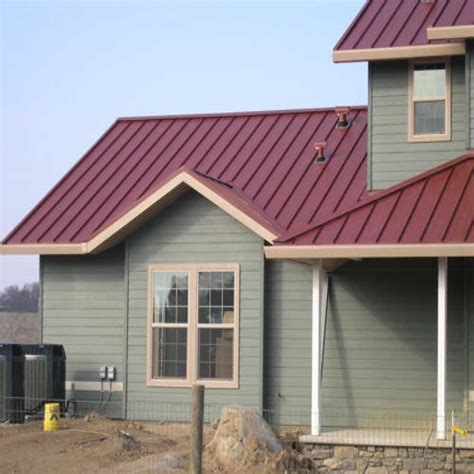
[
  {"left": 334, "top": 0, "right": 473, "bottom": 62},
  {"left": 276, "top": 152, "right": 474, "bottom": 247},
  {"left": 1, "top": 107, "right": 369, "bottom": 253}
]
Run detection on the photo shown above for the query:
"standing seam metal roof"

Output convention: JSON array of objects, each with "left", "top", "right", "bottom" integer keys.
[
  {"left": 279, "top": 153, "right": 474, "bottom": 245},
  {"left": 334, "top": 0, "right": 474, "bottom": 51},
  {"left": 3, "top": 107, "right": 368, "bottom": 245}
]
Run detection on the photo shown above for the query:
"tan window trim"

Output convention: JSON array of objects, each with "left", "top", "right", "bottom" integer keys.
[
  {"left": 146, "top": 263, "right": 240, "bottom": 389},
  {"left": 408, "top": 58, "right": 451, "bottom": 143}
]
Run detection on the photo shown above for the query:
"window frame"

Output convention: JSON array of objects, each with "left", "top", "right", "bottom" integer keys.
[
  {"left": 407, "top": 58, "right": 451, "bottom": 143},
  {"left": 147, "top": 263, "right": 240, "bottom": 389}
]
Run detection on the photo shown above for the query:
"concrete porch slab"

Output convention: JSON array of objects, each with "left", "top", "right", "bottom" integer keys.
[{"left": 300, "top": 428, "right": 474, "bottom": 449}]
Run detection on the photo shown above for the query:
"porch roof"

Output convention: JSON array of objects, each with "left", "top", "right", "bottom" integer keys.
[{"left": 276, "top": 152, "right": 474, "bottom": 248}]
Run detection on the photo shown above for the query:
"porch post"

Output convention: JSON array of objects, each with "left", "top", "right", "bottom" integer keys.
[
  {"left": 437, "top": 257, "right": 448, "bottom": 440},
  {"left": 312, "top": 260, "right": 322, "bottom": 435}
]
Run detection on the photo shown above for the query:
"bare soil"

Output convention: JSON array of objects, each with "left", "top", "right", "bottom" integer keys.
[{"left": 0, "top": 414, "right": 213, "bottom": 474}]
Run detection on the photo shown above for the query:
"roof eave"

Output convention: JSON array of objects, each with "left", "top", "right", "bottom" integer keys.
[
  {"left": 1, "top": 170, "right": 279, "bottom": 255},
  {"left": 427, "top": 25, "right": 474, "bottom": 41},
  {"left": 333, "top": 42, "right": 466, "bottom": 63},
  {"left": 265, "top": 243, "right": 474, "bottom": 260}
]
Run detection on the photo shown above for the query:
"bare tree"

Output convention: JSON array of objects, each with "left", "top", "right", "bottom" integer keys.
[{"left": 0, "top": 283, "right": 39, "bottom": 313}]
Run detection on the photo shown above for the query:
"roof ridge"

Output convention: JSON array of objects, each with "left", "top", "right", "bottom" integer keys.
[
  {"left": 116, "top": 105, "right": 368, "bottom": 122},
  {"left": 278, "top": 151, "right": 474, "bottom": 243}
]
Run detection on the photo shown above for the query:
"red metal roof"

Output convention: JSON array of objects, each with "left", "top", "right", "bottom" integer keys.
[
  {"left": 3, "top": 107, "right": 369, "bottom": 245},
  {"left": 335, "top": 0, "right": 474, "bottom": 51},
  {"left": 279, "top": 153, "right": 474, "bottom": 245}
]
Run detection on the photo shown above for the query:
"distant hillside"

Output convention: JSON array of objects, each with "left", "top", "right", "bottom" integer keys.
[{"left": 0, "top": 312, "right": 39, "bottom": 343}]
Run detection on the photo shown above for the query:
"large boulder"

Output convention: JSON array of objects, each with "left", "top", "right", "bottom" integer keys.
[{"left": 205, "top": 406, "right": 284, "bottom": 471}]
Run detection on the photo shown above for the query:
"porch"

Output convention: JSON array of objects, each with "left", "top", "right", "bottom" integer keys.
[{"left": 264, "top": 253, "right": 474, "bottom": 447}]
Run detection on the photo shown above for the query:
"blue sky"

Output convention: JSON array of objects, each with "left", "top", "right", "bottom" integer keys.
[{"left": 0, "top": 0, "right": 366, "bottom": 289}]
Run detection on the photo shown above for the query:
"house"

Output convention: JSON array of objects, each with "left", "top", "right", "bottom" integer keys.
[{"left": 1, "top": 0, "right": 473, "bottom": 447}]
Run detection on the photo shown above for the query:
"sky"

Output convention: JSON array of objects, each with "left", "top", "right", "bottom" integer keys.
[{"left": 0, "top": 0, "right": 366, "bottom": 289}]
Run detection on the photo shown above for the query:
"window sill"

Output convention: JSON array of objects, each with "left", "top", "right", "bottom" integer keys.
[
  {"left": 408, "top": 133, "right": 451, "bottom": 143},
  {"left": 146, "top": 379, "right": 239, "bottom": 389}
]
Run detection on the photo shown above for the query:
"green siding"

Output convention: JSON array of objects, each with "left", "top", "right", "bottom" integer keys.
[
  {"left": 41, "top": 246, "right": 126, "bottom": 414},
  {"left": 467, "top": 258, "right": 474, "bottom": 428},
  {"left": 126, "top": 191, "right": 264, "bottom": 418},
  {"left": 264, "top": 258, "right": 469, "bottom": 428},
  {"left": 370, "top": 58, "right": 467, "bottom": 189},
  {"left": 468, "top": 41, "right": 474, "bottom": 149}
]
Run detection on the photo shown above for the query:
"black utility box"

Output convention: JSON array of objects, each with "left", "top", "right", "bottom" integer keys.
[{"left": 0, "top": 343, "right": 24, "bottom": 423}]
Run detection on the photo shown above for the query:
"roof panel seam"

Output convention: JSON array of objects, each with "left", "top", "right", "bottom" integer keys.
[
  {"left": 441, "top": 168, "right": 473, "bottom": 241},
  {"left": 252, "top": 113, "right": 313, "bottom": 201},
  {"left": 420, "top": 168, "right": 454, "bottom": 242},
  {"left": 203, "top": 116, "right": 251, "bottom": 175},
  {"left": 261, "top": 113, "right": 327, "bottom": 211},
  {"left": 35, "top": 121, "right": 146, "bottom": 243}
]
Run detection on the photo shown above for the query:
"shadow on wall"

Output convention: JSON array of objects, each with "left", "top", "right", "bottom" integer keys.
[
  {"left": 323, "top": 258, "right": 466, "bottom": 429},
  {"left": 0, "top": 312, "right": 40, "bottom": 342}
]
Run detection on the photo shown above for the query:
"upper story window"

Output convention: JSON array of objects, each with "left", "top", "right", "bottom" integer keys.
[
  {"left": 147, "top": 263, "right": 239, "bottom": 389},
  {"left": 408, "top": 60, "right": 451, "bottom": 142}
]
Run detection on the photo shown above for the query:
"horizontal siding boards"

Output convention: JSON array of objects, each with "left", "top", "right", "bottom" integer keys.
[
  {"left": 467, "top": 258, "right": 474, "bottom": 427},
  {"left": 370, "top": 58, "right": 467, "bottom": 189},
  {"left": 469, "top": 42, "right": 474, "bottom": 148},
  {"left": 264, "top": 258, "right": 466, "bottom": 428},
  {"left": 264, "top": 260, "right": 312, "bottom": 427},
  {"left": 126, "top": 191, "right": 264, "bottom": 418},
  {"left": 41, "top": 246, "right": 126, "bottom": 407}
]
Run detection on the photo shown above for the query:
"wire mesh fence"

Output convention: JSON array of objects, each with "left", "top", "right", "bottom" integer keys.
[{"left": 1, "top": 396, "right": 474, "bottom": 472}]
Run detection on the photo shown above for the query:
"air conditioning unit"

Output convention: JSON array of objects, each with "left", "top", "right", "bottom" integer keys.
[
  {"left": 21, "top": 344, "right": 66, "bottom": 418},
  {"left": 0, "top": 343, "right": 24, "bottom": 423}
]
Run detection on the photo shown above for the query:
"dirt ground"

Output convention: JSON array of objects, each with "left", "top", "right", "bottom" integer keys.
[{"left": 0, "top": 414, "right": 216, "bottom": 474}]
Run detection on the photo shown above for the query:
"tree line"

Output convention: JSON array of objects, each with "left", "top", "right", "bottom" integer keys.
[{"left": 0, "top": 283, "right": 39, "bottom": 313}]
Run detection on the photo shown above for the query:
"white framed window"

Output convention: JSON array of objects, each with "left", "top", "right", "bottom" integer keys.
[
  {"left": 408, "top": 59, "right": 451, "bottom": 142},
  {"left": 147, "top": 263, "right": 239, "bottom": 388}
]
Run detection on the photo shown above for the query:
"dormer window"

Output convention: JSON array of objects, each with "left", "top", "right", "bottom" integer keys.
[{"left": 408, "top": 59, "right": 451, "bottom": 142}]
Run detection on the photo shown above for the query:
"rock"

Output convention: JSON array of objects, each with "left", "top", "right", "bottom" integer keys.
[
  {"left": 310, "top": 448, "right": 332, "bottom": 460},
  {"left": 420, "top": 470, "right": 434, "bottom": 474},
  {"left": 341, "top": 459, "right": 356, "bottom": 470},
  {"left": 152, "top": 453, "right": 186, "bottom": 471},
  {"left": 356, "top": 458, "right": 369, "bottom": 471},
  {"left": 334, "top": 446, "right": 359, "bottom": 459},
  {"left": 366, "top": 467, "right": 388, "bottom": 474},
  {"left": 459, "top": 449, "right": 474, "bottom": 459},
  {"left": 398, "top": 448, "right": 408, "bottom": 458},
  {"left": 205, "top": 405, "right": 283, "bottom": 469},
  {"left": 323, "top": 458, "right": 343, "bottom": 469},
  {"left": 368, "top": 446, "right": 376, "bottom": 452},
  {"left": 384, "top": 447, "right": 398, "bottom": 457},
  {"left": 403, "top": 458, "right": 424, "bottom": 470},
  {"left": 427, "top": 458, "right": 443, "bottom": 470}
]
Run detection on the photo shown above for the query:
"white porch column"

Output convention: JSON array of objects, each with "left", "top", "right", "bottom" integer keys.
[
  {"left": 312, "top": 260, "right": 322, "bottom": 436},
  {"left": 437, "top": 257, "right": 448, "bottom": 440}
]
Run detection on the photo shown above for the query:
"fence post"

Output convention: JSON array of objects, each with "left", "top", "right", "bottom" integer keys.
[{"left": 191, "top": 384, "right": 204, "bottom": 474}]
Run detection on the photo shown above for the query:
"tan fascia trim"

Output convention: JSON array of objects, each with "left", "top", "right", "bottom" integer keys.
[
  {"left": 0, "top": 243, "right": 87, "bottom": 255},
  {"left": 85, "top": 171, "right": 277, "bottom": 252},
  {"left": 265, "top": 243, "right": 474, "bottom": 260},
  {"left": 332, "top": 42, "right": 466, "bottom": 63},
  {"left": 427, "top": 25, "right": 474, "bottom": 41},
  {"left": 1, "top": 172, "right": 277, "bottom": 256}
]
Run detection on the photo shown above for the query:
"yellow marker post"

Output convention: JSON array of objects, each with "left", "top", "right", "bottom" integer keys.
[
  {"left": 44, "top": 403, "right": 60, "bottom": 432},
  {"left": 451, "top": 425, "right": 469, "bottom": 436}
]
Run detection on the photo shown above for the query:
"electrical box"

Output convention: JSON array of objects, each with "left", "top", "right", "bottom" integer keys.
[
  {"left": 107, "top": 366, "right": 115, "bottom": 381},
  {"left": 99, "top": 366, "right": 107, "bottom": 380}
]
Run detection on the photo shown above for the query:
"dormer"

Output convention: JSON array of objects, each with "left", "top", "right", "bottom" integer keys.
[{"left": 333, "top": 0, "right": 474, "bottom": 190}]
